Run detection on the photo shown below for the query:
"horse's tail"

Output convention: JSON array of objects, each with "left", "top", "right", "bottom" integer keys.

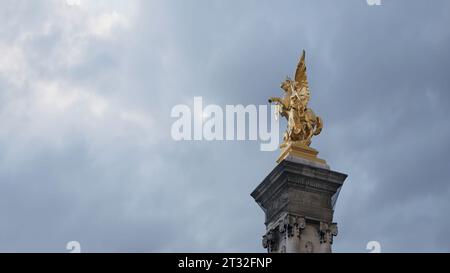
[{"left": 314, "top": 116, "right": 323, "bottom": 136}]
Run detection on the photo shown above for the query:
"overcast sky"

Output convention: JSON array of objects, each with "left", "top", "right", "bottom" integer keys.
[{"left": 1, "top": 0, "right": 450, "bottom": 253}]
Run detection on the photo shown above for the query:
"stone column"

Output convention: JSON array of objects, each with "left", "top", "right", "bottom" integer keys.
[{"left": 251, "top": 157, "right": 347, "bottom": 253}]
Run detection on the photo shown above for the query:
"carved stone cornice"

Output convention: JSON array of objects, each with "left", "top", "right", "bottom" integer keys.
[{"left": 251, "top": 160, "right": 347, "bottom": 203}]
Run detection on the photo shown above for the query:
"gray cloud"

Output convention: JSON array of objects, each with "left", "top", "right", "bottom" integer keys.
[{"left": 0, "top": 0, "right": 449, "bottom": 252}]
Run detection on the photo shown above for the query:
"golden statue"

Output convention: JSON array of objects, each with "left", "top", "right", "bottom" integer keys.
[{"left": 269, "top": 50, "right": 327, "bottom": 165}]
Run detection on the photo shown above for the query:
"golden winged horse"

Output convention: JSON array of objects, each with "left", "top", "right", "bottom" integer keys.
[{"left": 269, "top": 50, "right": 323, "bottom": 147}]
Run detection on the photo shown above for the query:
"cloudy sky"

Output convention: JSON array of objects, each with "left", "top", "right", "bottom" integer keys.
[{"left": 1, "top": 0, "right": 449, "bottom": 253}]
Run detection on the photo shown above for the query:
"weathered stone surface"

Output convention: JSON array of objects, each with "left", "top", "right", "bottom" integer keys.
[{"left": 251, "top": 159, "right": 347, "bottom": 253}]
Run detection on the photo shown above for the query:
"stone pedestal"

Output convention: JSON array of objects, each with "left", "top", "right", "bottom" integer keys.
[{"left": 251, "top": 158, "right": 347, "bottom": 253}]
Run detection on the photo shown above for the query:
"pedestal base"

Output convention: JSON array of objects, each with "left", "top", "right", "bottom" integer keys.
[
  {"left": 277, "top": 142, "right": 327, "bottom": 166},
  {"left": 251, "top": 158, "right": 347, "bottom": 253}
]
